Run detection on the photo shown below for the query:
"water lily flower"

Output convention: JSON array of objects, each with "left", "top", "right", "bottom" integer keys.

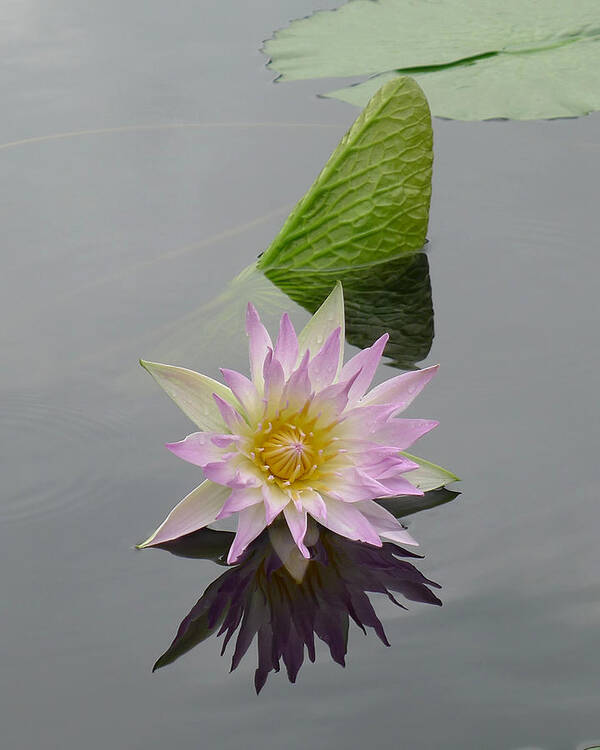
[{"left": 138, "top": 283, "right": 439, "bottom": 563}]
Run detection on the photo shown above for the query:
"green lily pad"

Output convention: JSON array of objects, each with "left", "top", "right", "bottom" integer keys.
[
  {"left": 257, "top": 76, "right": 432, "bottom": 270},
  {"left": 264, "top": 0, "right": 600, "bottom": 120}
]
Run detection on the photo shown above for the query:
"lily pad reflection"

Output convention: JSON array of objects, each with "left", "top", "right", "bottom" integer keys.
[{"left": 263, "top": 250, "right": 434, "bottom": 369}]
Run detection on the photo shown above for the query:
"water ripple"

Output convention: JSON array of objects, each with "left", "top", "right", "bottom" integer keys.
[{"left": 2, "top": 395, "right": 125, "bottom": 523}]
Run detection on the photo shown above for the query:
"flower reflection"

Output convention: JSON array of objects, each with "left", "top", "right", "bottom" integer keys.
[{"left": 152, "top": 502, "right": 454, "bottom": 692}]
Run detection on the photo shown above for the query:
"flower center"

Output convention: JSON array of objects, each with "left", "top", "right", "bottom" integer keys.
[{"left": 262, "top": 425, "right": 316, "bottom": 482}]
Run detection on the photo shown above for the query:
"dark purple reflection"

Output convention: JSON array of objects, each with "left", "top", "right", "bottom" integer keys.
[{"left": 153, "top": 519, "right": 444, "bottom": 693}]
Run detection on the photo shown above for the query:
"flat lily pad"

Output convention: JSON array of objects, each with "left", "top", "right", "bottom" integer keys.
[{"left": 264, "top": 0, "right": 600, "bottom": 120}]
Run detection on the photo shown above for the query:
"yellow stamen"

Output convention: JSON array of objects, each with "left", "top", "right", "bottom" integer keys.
[{"left": 250, "top": 405, "right": 341, "bottom": 489}]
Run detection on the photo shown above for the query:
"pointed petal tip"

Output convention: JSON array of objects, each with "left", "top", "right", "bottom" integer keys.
[
  {"left": 331, "top": 281, "right": 345, "bottom": 312},
  {"left": 135, "top": 534, "right": 157, "bottom": 550},
  {"left": 139, "top": 358, "right": 168, "bottom": 373},
  {"left": 245, "top": 301, "right": 260, "bottom": 327},
  {"left": 423, "top": 363, "right": 440, "bottom": 378}
]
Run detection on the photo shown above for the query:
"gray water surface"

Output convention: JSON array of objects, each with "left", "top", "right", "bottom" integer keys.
[{"left": 2, "top": 2, "right": 600, "bottom": 749}]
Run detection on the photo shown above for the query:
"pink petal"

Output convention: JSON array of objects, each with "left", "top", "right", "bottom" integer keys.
[
  {"left": 373, "top": 419, "right": 439, "bottom": 450},
  {"left": 212, "top": 393, "right": 245, "bottom": 432},
  {"left": 281, "top": 350, "right": 311, "bottom": 411},
  {"left": 261, "top": 483, "right": 291, "bottom": 524},
  {"left": 338, "top": 404, "right": 396, "bottom": 436},
  {"left": 220, "top": 369, "right": 262, "bottom": 422},
  {"left": 201, "top": 461, "right": 238, "bottom": 486},
  {"left": 137, "top": 480, "right": 230, "bottom": 548},
  {"left": 377, "top": 474, "right": 423, "bottom": 496},
  {"left": 283, "top": 504, "right": 309, "bottom": 558},
  {"left": 309, "top": 370, "right": 360, "bottom": 424},
  {"left": 165, "top": 432, "right": 237, "bottom": 467},
  {"left": 299, "top": 489, "right": 327, "bottom": 521},
  {"left": 246, "top": 303, "right": 273, "bottom": 390},
  {"left": 202, "top": 457, "right": 262, "bottom": 489},
  {"left": 326, "top": 467, "right": 397, "bottom": 503},
  {"left": 263, "top": 349, "right": 285, "bottom": 405},
  {"left": 339, "top": 441, "right": 421, "bottom": 479},
  {"left": 316, "top": 495, "right": 382, "bottom": 547},
  {"left": 355, "top": 500, "right": 419, "bottom": 546},
  {"left": 216, "top": 487, "right": 263, "bottom": 519},
  {"left": 308, "top": 327, "right": 341, "bottom": 391},
  {"left": 274, "top": 313, "right": 298, "bottom": 377},
  {"left": 227, "top": 504, "right": 267, "bottom": 563},
  {"left": 361, "top": 364, "right": 439, "bottom": 412},
  {"left": 340, "top": 333, "right": 389, "bottom": 403},
  {"left": 362, "top": 454, "right": 421, "bottom": 479},
  {"left": 339, "top": 440, "right": 406, "bottom": 457}
]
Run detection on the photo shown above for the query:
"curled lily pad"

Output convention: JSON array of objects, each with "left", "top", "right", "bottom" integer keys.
[
  {"left": 257, "top": 76, "right": 432, "bottom": 270},
  {"left": 264, "top": 0, "right": 600, "bottom": 120}
]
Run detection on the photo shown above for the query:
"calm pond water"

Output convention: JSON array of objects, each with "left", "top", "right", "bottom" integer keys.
[{"left": 2, "top": 1, "right": 600, "bottom": 749}]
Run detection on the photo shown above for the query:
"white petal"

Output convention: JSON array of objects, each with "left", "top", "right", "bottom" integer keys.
[
  {"left": 261, "top": 483, "right": 291, "bottom": 524},
  {"left": 299, "top": 488, "right": 327, "bottom": 521},
  {"left": 401, "top": 453, "right": 460, "bottom": 491},
  {"left": 136, "top": 480, "right": 230, "bottom": 548},
  {"left": 297, "top": 282, "right": 344, "bottom": 378},
  {"left": 140, "top": 360, "right": 237, "bottom": 432}
]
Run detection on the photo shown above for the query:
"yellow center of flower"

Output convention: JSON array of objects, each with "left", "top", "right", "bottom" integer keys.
[
  {"left": 262, "top": 425, "right": 316, "bottom": 482},
  {"left": 251, "top": 413, "right": 339, "bottom": 488}
]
